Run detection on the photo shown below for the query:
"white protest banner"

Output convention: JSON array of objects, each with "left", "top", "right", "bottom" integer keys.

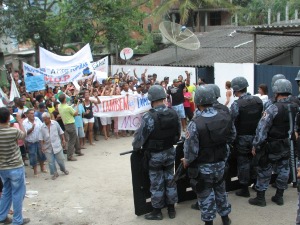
[
  {"left": 9, "top": 74, "right": 20, "bottom": 101},
  {"left": 42, "top": 61, "right": 93, "bottom": 85},
  {"left": 24, "top": 61, "right": 92, "bottom": 85},
  {"left": 92, "top": 94, "right": 151, "bottom": 117},
  {"left": 23, "top": 63, "right": 46, "bottom": 92},
  {"left": 118, "top": 114, "right": 142, "bottom": 130},
  {"left": 111, "top": 65, "right": 196, "bottom": 84},
  {"left": 39, "top": 44, "right": 93, "bottom": 68}
]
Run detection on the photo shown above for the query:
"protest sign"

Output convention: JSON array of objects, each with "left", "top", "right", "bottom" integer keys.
[
  {"left": 118, "top": 114, "right": 142, "bottom": 130},
  {"left": 42, "top": 61, "right": 92, "bottom": 85},
  {"left": 92, "top": 56, "right": 109, "bottom": 73},
  {"left": 24, "top": 74, "right": 45, "bottom": 92},
  {"left": 23, "top": 63, "right": 46, "bottom": 92},
  {"left": 92, "top": 57, "right": 109, "bottom": 83},
  {"left": 92, "top": 94, "right": 151, "bottom": 117},
  {"left": 39, "top": 44, "right": 93, "bottom": 68},
  {"left": 24, "top": 61, "right": 93, "bottom": 85}
]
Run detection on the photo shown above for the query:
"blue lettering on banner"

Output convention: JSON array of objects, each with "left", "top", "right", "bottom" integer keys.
[{"left": 137, "top": 97, "right": 150, "bottom": 108}]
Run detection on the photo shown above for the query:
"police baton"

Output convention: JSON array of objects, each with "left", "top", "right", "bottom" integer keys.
[
  {"left": 288, "top": 104, "right": 297, "bottom": 183},
  {"left": 120, "top": 150, "right": 134, "bottom": 156}
]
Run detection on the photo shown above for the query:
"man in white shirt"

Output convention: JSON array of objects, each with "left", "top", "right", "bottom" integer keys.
[
  {"left": 39, "top": 112, "right": 69, "bottom": 180},
  {"left": 23, "top": 109, "right": 47, "bottom": 176},
  {"left": 121, "top": 82, "right": 133, "bottom": 95}
]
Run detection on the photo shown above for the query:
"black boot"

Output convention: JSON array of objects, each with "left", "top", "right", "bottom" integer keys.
[
  {"left": 271, "top": 182, "right": 277, "bottom": 188},
  {"left": 249, "top": 191, "right": 266, "bottom": 207},
  {"left": 144, "top": 208, "right": 163, "bottom": 220},
  {"left": 221, "top": 215, "right": 232, "bottom": 225},
  {"left": 167, "top": 204, "right": 176, "bottom": 219},
  {"left": 235, "top": 185, "right": 250, "bottom": 197},
  {"left": 191, "top": 201, "right": 200, "bottom": 210},
  {"left": 205, "top": 221, "right": 213, "bottom": 225},
  {"left": 271, "top": 188, "right": 284, "bottom": 205}
]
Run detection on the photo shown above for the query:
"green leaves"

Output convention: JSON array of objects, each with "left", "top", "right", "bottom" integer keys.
[
  {"left": 237, "top": 0, "right": 300, "bottom": 25},
  {"left": 0, "top": 0, "right": 148, "bottom": 54}
]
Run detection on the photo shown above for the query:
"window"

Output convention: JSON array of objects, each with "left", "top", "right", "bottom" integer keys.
[{"left": 210, "top": 12, "right": 221, "bottom": 26}]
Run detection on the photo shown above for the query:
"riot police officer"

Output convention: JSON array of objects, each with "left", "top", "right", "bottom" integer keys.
[
  {"left": 230, "top": 77, "right": 263, "bottom": 197},
  {"left": 132, "top": 85, "right": 181, "bottom": 220},
  {"left": 250, "top": 79, "right": 296, "bottom": 207},
  {"left": 264, "top": 74, "right": 286, "bottom": 110},
  {"left": 190, "top": 84, "right": 232, "bottom": 211},
  {"left": 207, "top": 84, "right": 230, "bottom": 113},
  {"left": 182, "top": 86, "right": 234, "bottom": 225}
]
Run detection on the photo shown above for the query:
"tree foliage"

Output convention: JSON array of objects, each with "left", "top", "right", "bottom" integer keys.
[
  {"left": 237, "top": 0, "right": 300, "bottom": 25},
  {"left": 0, "top": 0, "right": 148, "bottom": 54}
]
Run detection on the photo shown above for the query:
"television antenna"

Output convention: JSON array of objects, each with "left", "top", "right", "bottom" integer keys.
[{"left": 159, "top": 21, "right": 200, "bottom": 62}]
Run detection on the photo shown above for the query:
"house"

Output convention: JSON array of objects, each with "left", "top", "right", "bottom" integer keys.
[{"left": 129, "top": 25, "right": 300, "bottom": 82}]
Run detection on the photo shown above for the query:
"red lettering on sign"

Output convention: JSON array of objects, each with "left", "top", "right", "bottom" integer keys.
[
  {"left": 93, "top": 104, "right": 99, "bottom": 113},
  {"left": 63, "top": 75, "right": 70, "bottom": 82}
]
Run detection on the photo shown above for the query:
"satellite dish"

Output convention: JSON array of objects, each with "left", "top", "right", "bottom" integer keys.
[
  {"left": 120, "top": 48, "right": 134, "bottom": 60},
  {"left": 159, "top": 21, "right": 200, "bottom": 62}
]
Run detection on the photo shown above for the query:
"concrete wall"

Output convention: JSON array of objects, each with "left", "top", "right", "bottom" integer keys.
[{"left": 271, "top": 47, "right": 300, "bottom": 66}]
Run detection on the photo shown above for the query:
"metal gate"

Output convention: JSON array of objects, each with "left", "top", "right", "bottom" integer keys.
[{"left": 254, "top": 65, "right": 300, "bottom": 97}]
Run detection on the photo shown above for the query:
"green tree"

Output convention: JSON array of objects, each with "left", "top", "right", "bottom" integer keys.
[
  {"left": 0, "top": 0, "right": 149, "bottom": 61},
  {"left": 237, "top": 0, "right": 300, "bottom": 25}
]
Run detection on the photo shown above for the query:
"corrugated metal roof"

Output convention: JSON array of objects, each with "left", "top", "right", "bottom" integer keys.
[
  {"left": 130, "top": 27, "right": 300, "bottom": 67},
  {"left": 252, "top": 23, "right": 300, "bottom": 31}
]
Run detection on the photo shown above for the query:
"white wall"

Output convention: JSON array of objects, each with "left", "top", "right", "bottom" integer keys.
[
  {"left": 214, "top": 63, "right": 255, "bottom": 107},
  {"left": 111, "top": 65, "right": 197, "bottom": 84}
]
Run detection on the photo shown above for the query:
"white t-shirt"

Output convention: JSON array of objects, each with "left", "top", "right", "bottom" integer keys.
[
  {"left": 254, "top": 94, "right": 269, "bottom": 104},
  {"left": 121, "top": 89, "right": 133, "bottom": 95}
]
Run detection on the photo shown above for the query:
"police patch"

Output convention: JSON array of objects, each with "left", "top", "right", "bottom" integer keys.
[
  {"left": 185, "top": 131, "right": 190, "bottom": 139},
  {"left": 262, "top": 112, "right": 267, "bottom": 118}
]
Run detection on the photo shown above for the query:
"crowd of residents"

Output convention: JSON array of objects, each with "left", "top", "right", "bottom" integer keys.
[
  {"left": 0, "top": 68, "right": 197, "bottom": 177},
  {"left": 0, "top": 66, "right": 293, "bottom": 225}
]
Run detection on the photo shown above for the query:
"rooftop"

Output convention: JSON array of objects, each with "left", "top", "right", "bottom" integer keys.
[{"left": 130, "top": 26, "right": 300, "bottom": 67}]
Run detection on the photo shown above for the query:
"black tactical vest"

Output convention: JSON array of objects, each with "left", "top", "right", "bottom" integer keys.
[
  {"left": 235, "top": 96, "right": 263, "bottom": 135},
  {"left": 143, "top": 108, "right": 179, "bottom": 152},
  {"left": 213, "top": 102, "right": 230, "bottom": 114},
  {"left": 268, "top": 101, "right": 293, "bottom": 140},
  {"left": 194, "top": 111, "right": 232, "bottom": 163}
]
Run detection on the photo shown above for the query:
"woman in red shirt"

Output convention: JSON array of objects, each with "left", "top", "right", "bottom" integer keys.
[{"left": 183, "top": 86, "right": 193, "bottom": 121}]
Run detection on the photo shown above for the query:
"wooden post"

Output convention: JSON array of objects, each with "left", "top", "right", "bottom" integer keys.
[
  {"left": 268, "top": 8, "right": 271, "bottom": 25},
  {"left": 196, "top": 12, "right": 200, "bottom": 32},
  {"left": 204, "top": 12, "right": 208, "bottom": 32},
  {"left": 286, "top": 4, "right": 289, "bottom": 22},
  {"left": 253, "top": 34, "right": 257, "bottom": 64}
]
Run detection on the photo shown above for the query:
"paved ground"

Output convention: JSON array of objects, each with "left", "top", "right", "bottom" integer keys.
[{"left": 21, "top": 135, "right": 298, "bottom": 225}]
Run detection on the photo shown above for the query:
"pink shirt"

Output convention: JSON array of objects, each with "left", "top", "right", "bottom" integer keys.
[
  {"left": 13, "top": 123, "right": 24, "bottom": 146},
  {"left": 183, "top": 92, "right": 191, "bottom": 107}
]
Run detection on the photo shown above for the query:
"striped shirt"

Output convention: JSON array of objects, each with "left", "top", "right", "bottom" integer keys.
[{"left": 0, "top": 124, "right": 25, "bottom": 170}]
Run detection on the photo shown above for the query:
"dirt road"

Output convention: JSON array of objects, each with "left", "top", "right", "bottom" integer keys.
[{"left": 22, "top": 136, "right": 298, "bottom": 225}]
